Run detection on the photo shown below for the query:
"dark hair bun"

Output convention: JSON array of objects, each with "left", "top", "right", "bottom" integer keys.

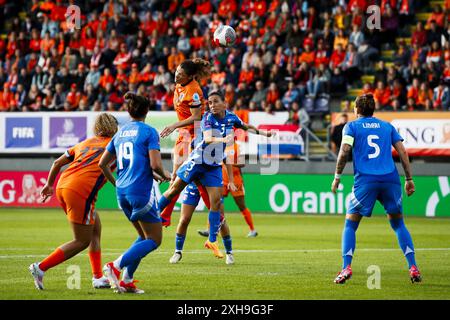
[{"left": 124, "top": 92, "right": 136, "bottom": 100}]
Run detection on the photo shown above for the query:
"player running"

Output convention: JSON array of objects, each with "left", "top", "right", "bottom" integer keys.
[
  {"left": 99, "top": 93, "right": 171, "bottom": 294},
  {"left": 197, "top": 143, "right": 258, "bottom": 238},
  {"left": 159, "top": 58, "right": 212, "bottom": 226},
  {"left": 331, "top": 94, "right": 421, "bottom": 284},
  {"left": 158, "top": 90, "right": 272, "bottom": 258},
  {"left": 29, "top": 113, "right": 118, "bottom": 291},
  {"left": 169, "top": 183, "right": 235, "bottom": 265}
]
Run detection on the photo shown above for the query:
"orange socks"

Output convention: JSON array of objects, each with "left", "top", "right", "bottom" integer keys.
[
  {"left": 39, "top": 248, "right": 65, "bottom": 272},
  {"left": 241, "top": 208, "right": 255, "bottom": 231},
  {"left": 89, "top": 251, "right": 103, "bottom": 279},
  {"left": 160, "top": 194, "right": 180, "bottom": 222}
]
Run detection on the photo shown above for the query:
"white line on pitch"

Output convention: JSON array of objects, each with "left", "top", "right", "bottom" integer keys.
[{"left": 1, "top": 248, "right": 449, "bottom": 259}]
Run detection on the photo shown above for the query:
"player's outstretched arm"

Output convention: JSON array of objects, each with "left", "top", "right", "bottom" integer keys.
[
  {"left": 99, "top": 150, "right": 117, "bottom": 187},
  {"left": 160, "top": 107, "right": 202, "bottom": 138},
  {"left": 243, "top": 124, "right": 273, "bottom": 137},
  {"left": 149, "top": 149, "right": 171, "bottom": 182},
  {"left": 393, "top": 141, "right": 415, "bottom": 196},
  {"left": 331, "top": 143, "right": 352, "bottom": 193},
  {"left": 41, "top": 154, "right": 71, "bottom": 202}
]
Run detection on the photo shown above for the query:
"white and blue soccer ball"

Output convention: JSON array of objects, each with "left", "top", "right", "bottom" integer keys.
[{"left": 213, "top": 25, "right": 236, "bottom": 48}]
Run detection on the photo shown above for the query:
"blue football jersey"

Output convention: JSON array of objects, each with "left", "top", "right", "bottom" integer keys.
[
  {"left": 189, "top": 110, "right": 244, "bottom": 166},
  {"left": 106, "top": 121, "right": 160, "bottom": 195},
  {"left": 342, "top": 117, "right": 403, "bottom": 184}
]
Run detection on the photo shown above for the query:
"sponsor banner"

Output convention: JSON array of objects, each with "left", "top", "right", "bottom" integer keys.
[
  {"left": 392, "top": 119, "right": 450, "bottom": 156},
  {"left": 49, "top": 116, "right": 87, "bottom": 149},
  {"left": 257, "top": 124, "right": 303, "bottom": 156},
  {"left": 331, "top": 112, "right": 450, "bottom": 157},
  {"left": 5, "top": 171, "right": 446, "bottom": 218},
  {"left": 5, "top": 117, "right": 42, "bottom": 148},
  {"left": 0, "top": 171, "right": 59, "bottom": 207}
]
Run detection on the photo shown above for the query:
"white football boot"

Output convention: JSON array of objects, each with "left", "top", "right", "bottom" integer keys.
[{"left": 29, "top": 263, "right": 45, "bottom": 290}]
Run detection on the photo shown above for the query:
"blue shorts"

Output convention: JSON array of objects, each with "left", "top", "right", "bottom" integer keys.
[
  {"left": 177, "top": 159, "right": 223, "bottom": 188},
  {"left": 348, "top": 182, "right": 403, "bottom": 217},
  {"left": 117, "top": 190, "right": 161, "bottom": 223},
  {"left": 182, "top": 183, "right": 201, "bottom": 207},
  {"left": 181, "top": 183, "right": 224, "bottom": 207}
]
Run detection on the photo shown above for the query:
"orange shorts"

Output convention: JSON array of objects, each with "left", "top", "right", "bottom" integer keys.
[
  {"left": 56, "top": 188, "right": 96, "bottom": 225},
  {"left": 222, "top": 166, "right": 245, "bottom": 198}
]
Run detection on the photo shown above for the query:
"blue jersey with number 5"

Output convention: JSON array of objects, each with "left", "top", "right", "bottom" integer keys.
[
  {"left": 106, "top": 121, "right": 160, "bottom": 196},
  {"left": 342, "top": 117, "right": 403, "bottom": 185}
]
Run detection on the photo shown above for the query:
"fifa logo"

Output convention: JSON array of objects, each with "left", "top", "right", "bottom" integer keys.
[{"left": 65, "top": 5, "right": 81, "bottom": 31}]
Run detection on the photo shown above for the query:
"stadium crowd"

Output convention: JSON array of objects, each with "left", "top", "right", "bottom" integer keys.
[{"left": 0, "top": 0, "right": 449, "bottom": 117}]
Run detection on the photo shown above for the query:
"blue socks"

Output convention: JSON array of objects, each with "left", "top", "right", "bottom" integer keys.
[
  {"left": 175, "top": 233, "right": 186, "bottom": 252},
  {"left": 390, "top": 217, "right": 417, "bottom": 268},
  {"left": 208, "top": 211, "right": 221, "bottom": 242},
  {"left": 123, "top": 236, "right": 143, "bottom": 280},
  {"left": 222, "top": 235, "right": 232, "bottom": 254},
  {"left": 119, "top": 238, "right": 158, "bottom": 270},
  {"left": 342, "top": 219, "right": 360, "bottom": 269},
  {"left": 158, "top": 195, "right": 170, "bottom": 212}
]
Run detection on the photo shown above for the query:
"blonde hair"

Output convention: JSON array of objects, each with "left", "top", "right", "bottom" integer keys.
[{"left": 94, "top": 113, "right": 118, "bottom": 137}]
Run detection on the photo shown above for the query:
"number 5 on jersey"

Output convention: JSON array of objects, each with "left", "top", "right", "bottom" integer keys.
[
  {"left": 118, "top": 142, "right": 134, "bottom": 169},
  {"left": 367, "top": 135, "right": 380, "bottom": 159}
]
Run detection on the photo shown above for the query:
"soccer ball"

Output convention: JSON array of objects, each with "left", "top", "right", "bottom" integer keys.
[{"left": 213, "top": 25, "right": 236, "bottom": 47}]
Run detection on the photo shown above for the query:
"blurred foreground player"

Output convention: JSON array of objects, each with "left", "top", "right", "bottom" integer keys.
[{"left": 30, "top": 113, "right": 118, "bottom": 290}]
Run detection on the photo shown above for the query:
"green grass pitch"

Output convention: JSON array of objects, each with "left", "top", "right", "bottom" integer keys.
[{"left": 1, "top": 209, "right": 449, "bottom": 300}]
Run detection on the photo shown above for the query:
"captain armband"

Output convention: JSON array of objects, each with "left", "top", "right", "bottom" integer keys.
[{"left": 341, "top": 135, "right": 354, "bottom": 147}]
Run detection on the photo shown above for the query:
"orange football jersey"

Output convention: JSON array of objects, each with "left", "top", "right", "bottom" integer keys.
[
  {"left": 173, "top": 79, "right": 206, "bottom": 137},
  {"left": 57, "top": 136, "right": 112, "bottom": 199}
]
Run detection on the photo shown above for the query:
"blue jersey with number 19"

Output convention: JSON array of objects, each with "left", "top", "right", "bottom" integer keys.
[
  {"left": 106, "top": 121, "right": 160, "bottom": 196},
  {"left": 342, "top": 117, "right": 403, "bottom": 185}
]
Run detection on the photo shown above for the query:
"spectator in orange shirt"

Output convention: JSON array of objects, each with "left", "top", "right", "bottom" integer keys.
[
  {"left": 189, "top": 28, "right": 205, "bottom": 51},
  {"left": 314, "top": 41, "right": 329, "bottom": 68},
  {"left": 238, "top": 65, "right": 254, "bottom": 86},
  {"left": 81, "top": 27, "right": 97, "bottom": 54},
  {"left": 128, "top": 63, "right": 141, "bottom": 85},
  {"left": 426, "top": 41, "right": 442, "bottom": 64},
  {"left": 253, "top": 0, "right": 267, "bottom": 17},
  {"left": 407, "top": 78, "right": 420, "bottom": 101},
  {"left": 139, "top": 63, "right": 156, "bottom": 85},
  {"left": 417, "top": 82, "right": 433, "bottom": 108},
  {"left": 113, "top": 43, "right": 131, "bottom": 71},
  {"left": 40, "top": 31, "right": 55, "bottom": 53},
  {"left": 330, "top": 44, "right": 346, "bottom": 69},
  {"left": 29, "top": 29, "right": 41, "bottom": 53},
  {"left": 427, "top": 5, "right": 445, "bottom": 29},
  {"left": 99, "top": 68, "right": 114, "bottom": 90},
  {"left": 211, "top": 64, "right": 226, "bottom": 86},
  {"left": 218, "top": 0, "right": 237, "bottom": 18},
  {"left": 167, "top": 47, "right": 185, "bottom": 73},
  {"left": 298, "top": 44, "right": 315, "bottom": 66},
  {"left": 115, "top": 67, "right": 129, "bottom": 86},
  {"left": 0, "top": 84, "right": 16, "bottom": 111},
  {"left": 373, "top": 81, "right": 392, "bottom": 109},
  {"left": 266, "top": 82, "right": 280, "bottom": 105},
  {"left": 66, "top": 83, "right": 81, "bottom": 109}
]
